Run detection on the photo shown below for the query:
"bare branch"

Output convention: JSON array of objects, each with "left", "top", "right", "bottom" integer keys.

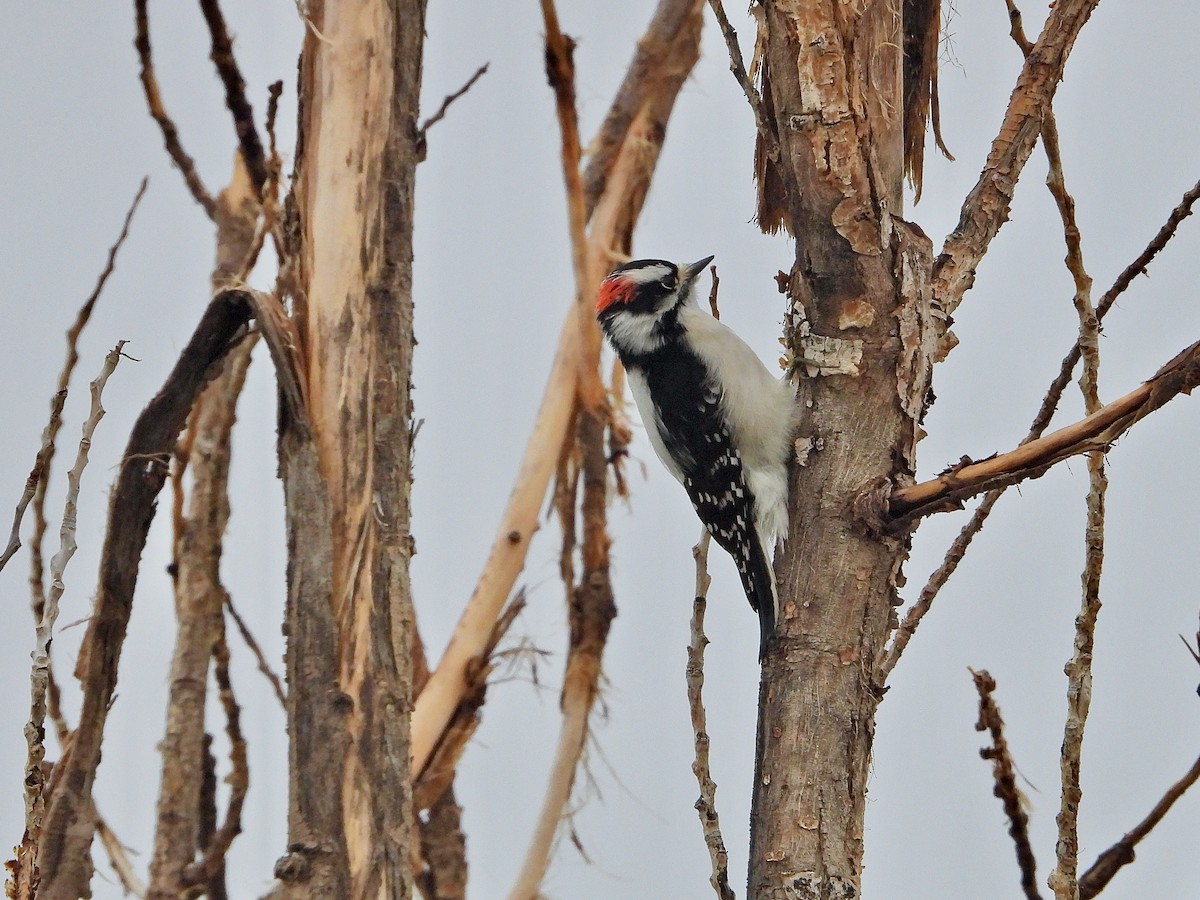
[
  {"left": 39, "top": 290, "right": 254, "bottom": 895},
  {"left": 705, "top": 0, "right": 779, "bottom": 166},
  {"left": 134, "top": 0, "right": 216, "bottom": 217},
  {"left": 888, "top": 338, "right": 1200, "bottom": 521},
  {"left": 932, "top": 0, "right": 1100, "bottom": 313},
  {"left": 416, "top": 783, "right": 468, "bottom": 900},
  {"left": 882, "top": 174, "right": 1200, "bottom": 679},
  {"left": 414, "top": 595, "right": 526, "bottom": 812},
  {"left": 225, "top": 595, "right": 287, "bottom": 708},
  {"left": 183, "top": 632, "right": 248, "bottom": 888},
  {"left": 14, "top": 343, "right": 126, "bottom": 897},
  {"left": 197, "top": 0, "right": 270, "bottom": 195},
  {"left": 688, "top": 533, "right": 735, "bottom": 900},
  {"left": 510, "top": 409, "right": 616, "bottom": 898},
  {"left": 418, "top": 63, "right": 489, "bottom": 146},
  {"left": 582, "top": 0, "right": 705, "bottom": 214},
  {"left": 706, "top": 265, "right": 721, "bottom": 320},
  {"left": 1078, "top": 751, "right": 1200, "bottom": 898},
  {"left": 971, "top": 670, "right": 1043, "bottom": 900},
  {"left": 1031, "top": 15, "right": 1107, "bottom": 888}
]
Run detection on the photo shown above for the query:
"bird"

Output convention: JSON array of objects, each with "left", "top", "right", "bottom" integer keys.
[{"left": 596, "top": 256, "right": 797, "bottom": 659}]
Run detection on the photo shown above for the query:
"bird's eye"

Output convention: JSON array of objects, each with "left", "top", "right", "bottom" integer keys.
[{"left": 661, "top": 275, "right": 677, "bottom": 290}]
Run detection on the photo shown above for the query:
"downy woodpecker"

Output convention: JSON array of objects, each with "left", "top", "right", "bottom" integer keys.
[{"left": 596, "top": 257, "right": 797, "bottom": 659}]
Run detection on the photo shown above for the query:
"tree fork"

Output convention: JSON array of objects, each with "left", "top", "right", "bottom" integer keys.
[{"left": 749, "top": 2, "right": 934, "bottom": 896}]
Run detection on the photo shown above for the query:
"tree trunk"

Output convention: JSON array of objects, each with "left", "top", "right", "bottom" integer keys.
[
  {"left": 749, "top": 3, "right": 935, "bottom": 896},
  {"left": 275, "top": 0, "right": 425, "bottom": 896}
]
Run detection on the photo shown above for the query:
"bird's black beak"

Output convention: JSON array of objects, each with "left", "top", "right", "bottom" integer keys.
[{"left": 679, "top": 255, "right": 715, "bottom": 287}]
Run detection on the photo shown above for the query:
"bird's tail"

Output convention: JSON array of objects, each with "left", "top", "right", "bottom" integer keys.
[{"left": 741, "top": 532, "right": 778, "bottom": 662}]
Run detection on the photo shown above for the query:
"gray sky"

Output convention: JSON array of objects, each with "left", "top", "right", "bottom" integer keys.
[{"left": 2, "top": 3, "right": 1199, "bottom": 898}]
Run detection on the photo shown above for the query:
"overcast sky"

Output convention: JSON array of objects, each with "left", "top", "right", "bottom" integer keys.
[{"left": 2, "top": 3, "right": 1199, "bottom": 898}]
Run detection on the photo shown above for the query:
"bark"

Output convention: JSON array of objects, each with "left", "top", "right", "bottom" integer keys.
[
  {"left": 749, "top": 3, "right": 934, "bottom": 896},
  {"left": 276, "top": 0, "right": 425, "bottom": 896}
]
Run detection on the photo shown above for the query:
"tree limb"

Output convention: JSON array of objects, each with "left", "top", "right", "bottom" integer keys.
[
  {"left": 410, "top": 0, "right": 704, "bottom": 782},
  {"left": 888, "top": 338, "right": 1200, "bottom": 522},
  {"left": 931, "top": 0, "right": 1100, "bottom": 313}
]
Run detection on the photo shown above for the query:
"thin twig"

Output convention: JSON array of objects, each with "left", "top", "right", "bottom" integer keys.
[
  {"left": 198, "top": 0, "right": 269, "bottom": 195},
  {"left": 96, "top": 817, "right": 148, "bottom": 897},
  {"left": 134, "top": 0, "right": 216, "bottom": 217},
  {"left": 1077, "top": 750, "right": 1200, "bottom": 898},
  {"left": 1029, "top": 13, "right": 1107, "bottom": 892},
  {"left": 418, "top": 63, "right": 489, "bottom": 141},
  {"left": 19, "top": 343, "right": 126, "bottom": 890},
  {"left": 27, "top": 178, "right": 148, "bottom": 597},
  {"left": 706, "top": 265, "right": 721, "bottom": 320},
  {"left": 705, "top": 0, "right": 780, "bottom": 165},
  {"left": 225, "top": 595, "right": 287, "bottom": 708},
  {"left": 0, "top": 390, "right": 65, "bottom": 576},
  {"left": 688, "top": 533, "right": 735, "bottom": 900},
  {"left": 971, "top": 669, "right": 1042, "bottom": 900}
]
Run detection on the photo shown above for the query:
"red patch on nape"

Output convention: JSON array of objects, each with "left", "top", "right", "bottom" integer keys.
[{"left": 596, "top": 276, "right": 633, "bottom": 314}]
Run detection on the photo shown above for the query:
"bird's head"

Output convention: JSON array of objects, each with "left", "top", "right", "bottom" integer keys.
[{"left": 595, "top": 256, "right": 714, "bottom": 321}]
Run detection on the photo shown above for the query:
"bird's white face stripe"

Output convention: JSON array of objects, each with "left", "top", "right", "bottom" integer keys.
[{"left": 620, "top": 263, "right": 674, "bottom": 285}]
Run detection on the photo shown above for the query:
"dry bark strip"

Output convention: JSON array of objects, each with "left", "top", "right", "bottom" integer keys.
[{"left": 37, "top": 290, "right": 253, "bottom": 899}]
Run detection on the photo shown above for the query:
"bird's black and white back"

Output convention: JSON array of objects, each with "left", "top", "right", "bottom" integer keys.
[{"left": 597, "top": 257, "right": 797, "bottom": 658}]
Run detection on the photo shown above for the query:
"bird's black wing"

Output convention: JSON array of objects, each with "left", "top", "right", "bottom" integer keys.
[{"left": 643, "top": 345, "right": 776, "bottom": 657}]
